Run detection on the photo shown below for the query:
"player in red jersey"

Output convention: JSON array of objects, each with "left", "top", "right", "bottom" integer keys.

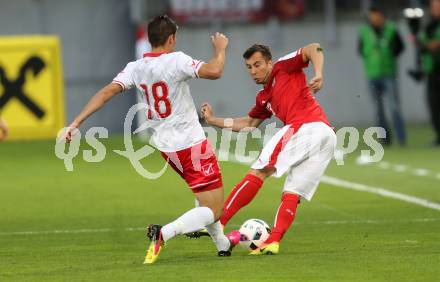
[{"left": 201, "top": 43, "right": 336, "bottom": 255}]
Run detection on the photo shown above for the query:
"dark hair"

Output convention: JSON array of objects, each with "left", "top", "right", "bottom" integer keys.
[
  {"left": 243, "top": 44, "right": 272, "bottom": 61},
  {"left": 147, "top": 15, "right": 178, "bottom": 48},
  {"left": 368, "top": 6, "right": 384, "bottom": 14}
]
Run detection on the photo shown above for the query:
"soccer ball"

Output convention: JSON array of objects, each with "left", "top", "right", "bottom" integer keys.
[{"left": 238, "top": 219, "right": 271, "bottom": 250}]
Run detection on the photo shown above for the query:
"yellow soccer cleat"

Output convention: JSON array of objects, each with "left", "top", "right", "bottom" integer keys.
[
  {"left": 143, "top": 224, "right": 164, "bottom": 264},
  {"left": 249, "top": 242, "right": 280, "bottom": 255}
]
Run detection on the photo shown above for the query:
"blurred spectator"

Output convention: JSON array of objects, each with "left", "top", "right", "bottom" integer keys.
[
  {"left": 358, "top": 6, "right": 406, "bottom": 146},
  {"left": 268, "top": 0, "right": 305, "bottom": 21},
  {"left": 419, "top": 0, "right": 440, "bottom": 146},
  {"left": 0, "top": 115, "right": 8, "bottom": 142}
]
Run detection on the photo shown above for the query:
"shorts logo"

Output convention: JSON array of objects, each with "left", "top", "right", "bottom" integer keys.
[{"left": 202, "top": 163, "right": 215, "bottom": 176}]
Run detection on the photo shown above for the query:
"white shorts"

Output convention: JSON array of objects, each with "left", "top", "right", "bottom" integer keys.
[{"left": 251, "top": 122, "right": 336, "bottom": 201}]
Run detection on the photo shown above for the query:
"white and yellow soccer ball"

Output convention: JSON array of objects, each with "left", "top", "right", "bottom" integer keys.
[{"left": 238, "top": 219, "right": 271, "bottom": 250}]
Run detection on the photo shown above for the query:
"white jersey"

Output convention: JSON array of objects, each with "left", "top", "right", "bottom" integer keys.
[{"left": 113, "top": 51, "right": 206, "bottom": 152}]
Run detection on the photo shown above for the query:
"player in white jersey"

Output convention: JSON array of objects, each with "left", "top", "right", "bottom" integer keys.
[
  {"left": 113, "top": 50, "right": 208, "bottom": 152},
  {"left": 65, "top": 15, "right": 234, "bottom": 264}
]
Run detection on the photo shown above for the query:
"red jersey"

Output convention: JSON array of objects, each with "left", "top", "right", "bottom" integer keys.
[{"left": 248, "top": 48, "right": 331, "bottom": 129}]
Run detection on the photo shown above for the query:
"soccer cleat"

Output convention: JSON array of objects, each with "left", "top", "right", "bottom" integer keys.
[
  {"left": 226, "top": 230, "right": 241, "bottom": 248},
  {"left": 144, "top": 224, "right": 164, "bottom": 264},
  {"left": 249, "top": 242, "right": 280, "bottom": 255},
  {"left": 217, "top": 230, "right": 241, "bottom": 257},
  {"left": 184, "top": 228, "right": 210, "bottom": 239},
  {"left": 217, "top": 250, "right": 231, "bottom": 257}
]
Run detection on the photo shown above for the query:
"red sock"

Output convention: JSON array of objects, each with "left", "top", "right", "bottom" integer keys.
[
  {"left": 265, "top": 193, "right": 299, "bottom": 244},
  {"left": 220, "top": 174, "right": 263, "bottom": 226}
]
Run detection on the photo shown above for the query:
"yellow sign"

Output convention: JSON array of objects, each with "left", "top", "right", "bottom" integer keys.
[{"left": 0, "top": 36, "right": 65, "bottom": 140}]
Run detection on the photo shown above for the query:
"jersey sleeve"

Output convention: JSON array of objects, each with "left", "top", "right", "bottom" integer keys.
[
  {"left": 248, "top": 95, "right": 273, "bottom": 120},
  {"left": 174, "top": 52, "right": 205, "bottom": 81},
  {"left": 275, "top": 48, "right": 309, "bottom": 73},
  {"left": 112, "top": 62, "right": 136, "bottom": 91}
]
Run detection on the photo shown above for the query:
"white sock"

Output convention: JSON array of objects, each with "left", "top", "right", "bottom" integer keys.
[
  {"left": 195, "top": 200, "right": 229, "bottom": 250},
  {"left": 206, "top": 221, "right": 231, "bottom": 251},
  {"left": 161, "top": 207, "right": 214, "bottom": 242}
]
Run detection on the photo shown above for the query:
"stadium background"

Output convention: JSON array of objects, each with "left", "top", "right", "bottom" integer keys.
[
  {"left": 0, "top": 0, "right": 431, "bottom": 132},
  {"left": 1, "top": 1, "right": 440, "bottom": 281}
]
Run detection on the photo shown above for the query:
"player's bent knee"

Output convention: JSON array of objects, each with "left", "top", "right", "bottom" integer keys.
[
  {"left": 207, "top": 200, "right": 223, "bottom": 220},
  {"left": 212, "top": 208, "right": 222, "bottom": 221},
  {"left": 199, "top": 202, "right": 222, "bottom": 221},
  {"left": 196, "top": 189, "right": 224, "bottom": 221},
  {"left": 249, "top": 168, "right": 274, "bottom": 181}
]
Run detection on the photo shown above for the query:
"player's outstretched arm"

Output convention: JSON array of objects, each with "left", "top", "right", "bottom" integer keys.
[
  {"left": 65, "top": 83, "right": 123, "bottom": 142},
  {"left": 302, "top": 43, "right": 324, "bottom": 94},
  {"left": 0, "top": 116, "right": 8, "bottom": 142},
  {"left": 198, "top": 32, "right": 229, "bottom": 80},
  {"left": 201, "top": 103, "right": 263, "bottom": 132}
]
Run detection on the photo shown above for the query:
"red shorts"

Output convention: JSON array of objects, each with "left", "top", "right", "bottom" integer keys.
[{"left": 160, "top": 139, "right": 223, "bottom": 193}]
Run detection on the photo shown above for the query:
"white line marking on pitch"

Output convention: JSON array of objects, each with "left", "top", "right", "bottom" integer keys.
[
  {"left": 222, "top": 151, "right": 440, "bottom": 212},
  {"left": 377, "top": 161, "right": 391, "bottom": 169},
  {"left": 355, "top": 154, "right": 439, "bottom": 181},
  {"left": 392, "top": 164, "right": 408, "bottom": 173},
  {"left": 1, "top": 218, "right": 439, "bottom": 237},
  {"left": 377, "top": 162, "right": 438, "bottom": 180},
  {"left": 315, "top": 202, "right": 359, "bottom": 218},
  {"left": 4, "top": 151, "right": 438, "bottom": 237},
  {"left": 413, "top": 168, "right": 431, "bottom": 177},
  {"left": 0, "top": 227, "right": 146, "bottom": 236},
  {"left": 321, "top": 176, "right": 440, "bottom": 211}
]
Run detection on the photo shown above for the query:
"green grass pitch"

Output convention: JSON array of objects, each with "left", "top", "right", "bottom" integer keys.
[{"left": 1, "top": 126, "right": 439, "bottom": 281}]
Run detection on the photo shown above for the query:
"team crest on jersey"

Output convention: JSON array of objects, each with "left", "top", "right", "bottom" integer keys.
[{"left": 202, "top": 163, "right": 215, "bottom": 176}]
